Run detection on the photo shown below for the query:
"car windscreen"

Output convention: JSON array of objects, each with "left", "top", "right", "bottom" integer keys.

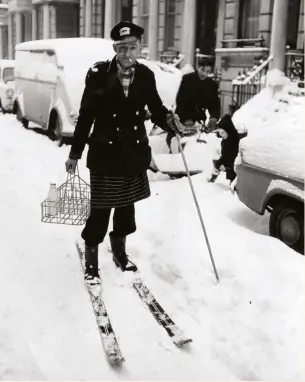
[{"left": 3, "top": 67, "right": 14, "bottom": 82}]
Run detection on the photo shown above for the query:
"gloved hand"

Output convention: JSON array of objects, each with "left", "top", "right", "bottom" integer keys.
[
  {"left": 145, "top": 109, "right": 152, "bottom": 121},
  {"left": 65, "top": 158, "right": 78, "bottom": 174},
  {"left": 166, "top": 112, "right": 184, "bottom": 136},
  {"left": 149, "top": 157, "right": 159, "bottom": 173},
  {"left": 207, "top": 117, "right": 218, "bottom": 132},
  {"left": 220, "top": 165, "right": 226, "bottom": 172}
]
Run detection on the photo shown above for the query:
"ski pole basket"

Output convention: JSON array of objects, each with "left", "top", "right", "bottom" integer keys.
[{"left": 41, "top": 167, "right": 90, "bottom": 225}]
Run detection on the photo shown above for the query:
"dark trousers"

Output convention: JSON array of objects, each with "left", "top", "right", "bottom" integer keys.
[
  {"left": 81, "top": 204, "right": 136, "bottom": 246},
  {"left": 213, "top": 159, "right": 237, "bottom": 183}
]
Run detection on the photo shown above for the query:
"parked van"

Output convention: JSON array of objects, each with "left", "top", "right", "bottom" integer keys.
[
  {"left": 0, "top": 59, "right": 15, "bottom": 113},
  {"left": 14, "top": 38, "right": 115, "bottom": 140}
]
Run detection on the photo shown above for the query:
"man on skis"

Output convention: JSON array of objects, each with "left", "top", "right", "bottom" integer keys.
[{"left": 65, "top": 21, "right": 179, "bottom": 284}]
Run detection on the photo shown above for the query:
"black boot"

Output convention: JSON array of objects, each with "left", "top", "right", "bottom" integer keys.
[
  {"left": 109, "top": 232, "right": 137, "bottom": 272},
  {"left": 84, "top": 244, "right": 100, "bottom": 284},
  {"left": 208, "top": 174, "right": 219, "bottom": 183}
]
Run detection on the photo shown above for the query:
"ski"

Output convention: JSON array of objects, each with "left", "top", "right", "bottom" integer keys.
[
  {"left": 132, "top": 272, "right": 192, "bottom": 347},
  {"left": 76, "top": 242, "right": 124, "bottom": 365},
  {"left": 109, "top": 246, "right": 192, "bottom": 347}
]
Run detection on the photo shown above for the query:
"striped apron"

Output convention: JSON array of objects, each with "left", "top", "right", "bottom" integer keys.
[{"left": 90, "top": 171, "right": 151, "bottom": 209}]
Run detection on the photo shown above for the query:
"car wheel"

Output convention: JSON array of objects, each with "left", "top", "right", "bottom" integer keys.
[
  {"left": 16, "top": 104, "right": 29, "bottom": 129},
  {"left": 269, "top": 204, "right": 304, "bottom": 254},
  {"left": 0, "top": 99, "right": 5, "bottom": 114},
  {"left": 48, "top": 112, "right": 63, "bottom": 146}
]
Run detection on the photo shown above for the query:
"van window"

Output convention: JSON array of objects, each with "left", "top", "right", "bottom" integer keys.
[{"left": 3, "top": 67, "right": 14, "bottom": 82}]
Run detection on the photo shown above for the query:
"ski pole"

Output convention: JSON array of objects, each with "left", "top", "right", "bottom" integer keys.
[{"left": 175, "top": 131, "right": 220, "bottom": 283}]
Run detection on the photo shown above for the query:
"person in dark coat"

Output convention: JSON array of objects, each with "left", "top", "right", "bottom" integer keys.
[
  {"left": 166, "top": 57, "right": 220, "bottom": 150},
  {"left": 208, "top": 114, "right": 247, "bottom": 184},
  {"left": 65, "top": 21, "right": 178, "bottom": 284}
]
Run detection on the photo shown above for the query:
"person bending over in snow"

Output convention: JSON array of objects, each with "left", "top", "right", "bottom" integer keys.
[
  {"left": 64, "top": 21, "right": 180, "bottom": 285},
  {"left": 166, "top": 56, "right": 220, "bottom": 151},
  {"left": 208, "top": 114, "right": 247, "bottom": 184}
]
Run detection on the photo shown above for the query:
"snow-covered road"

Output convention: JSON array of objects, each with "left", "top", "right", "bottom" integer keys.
[{"left": 0, "top": 113, "right": 304, "bottom": 380}]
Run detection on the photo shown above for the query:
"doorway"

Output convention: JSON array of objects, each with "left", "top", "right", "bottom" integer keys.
[
  {"left": 195, "top": 0, "right": 219, "bottom": 55},
  {"left": 121, "top": 0, "right": 133, "bottom": 22},
  {"left": 287, "top": 0, "right": 302, "bottom": 50}
]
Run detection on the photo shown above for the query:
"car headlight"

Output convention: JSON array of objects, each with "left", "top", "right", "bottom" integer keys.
[{"left": 6, "top": 88, "right": 14, "bottom": 98}]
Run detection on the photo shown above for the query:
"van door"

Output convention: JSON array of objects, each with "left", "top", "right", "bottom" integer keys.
[
  {"left": 0, "top": 66, "right": 3, "bottom": 104},
  {"left": 17, "top": 50, "right": 44, "bottom": 124},
  {"left": 36, "top": 50, "right": 58, "bottom": 128}
]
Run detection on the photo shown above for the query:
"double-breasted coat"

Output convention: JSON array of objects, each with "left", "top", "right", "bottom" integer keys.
[{"left": 69, "top": 57, "right": 170, "bottom": 176}]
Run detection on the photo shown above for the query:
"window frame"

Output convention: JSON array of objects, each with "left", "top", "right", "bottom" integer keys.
[
  {"left": 164, "top": 0, "right": 176, "bottom": 50},
  {"left": 237, "top": 0, "right": 261, "bottom": 41},
  {"left": 141, "top": 0, "right": 150, "bottom": 46}
]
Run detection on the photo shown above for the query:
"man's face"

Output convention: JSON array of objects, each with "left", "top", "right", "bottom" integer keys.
[
  {"left": 217, "top": 128, "right": 228, "bottom": 139},
  {"left": 114, "top": 38, "right": 142, "bottom": 69},
  {"left": 197, "top": 65, "right": 212, "bottom": 80}
]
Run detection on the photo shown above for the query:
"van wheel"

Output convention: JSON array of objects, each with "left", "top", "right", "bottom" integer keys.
[
  {"left": 48, "top": 112, "right": 63, "bottom": 146},
  {"left": 0, "top": 99, "right": 6, "bottom": 114},
  {"left": 16, "top": 104, "right": 29, "bottom": 129},
  {"left": 269, "top": 203, "right": 304, "bottom": 254}
]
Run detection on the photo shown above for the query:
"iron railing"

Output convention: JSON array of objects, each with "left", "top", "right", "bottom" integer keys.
[
  {"left": 285, "top": 49, "right": 304, "bottom": 83},
  {"left": 230, "top": 55, "right": 273, "bottom": 111}
]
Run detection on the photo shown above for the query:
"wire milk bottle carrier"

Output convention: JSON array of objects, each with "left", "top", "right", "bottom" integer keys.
[{"left": 41, "top": 166, "right": 90, "bottom": 225}]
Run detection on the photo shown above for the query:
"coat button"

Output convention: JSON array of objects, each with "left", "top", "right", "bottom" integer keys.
[
  {"left": 109, "top": 141, "right": 113, "bottom": 144},
  {"left": 134, "top": 126, "right": 138, "bottom": 130}
]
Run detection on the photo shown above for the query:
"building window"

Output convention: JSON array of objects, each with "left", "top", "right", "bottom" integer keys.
[
  {"left": 92, "top": 0, "right": 103, "bottom": 37},
  {"left": 21, "top": 12, "right": 32, "bottom": 42},
  {"left": 238, "top": 0, "right": 261, "bottom": 39},
  {"left": 165, "top": 0, "right": 175, "bottom": 49},
  {"left": 56, "top": 3, "right": 80, "bottom": 38},
  {"left": 121, "top": 0, "right": 133, "bottom": 21},
  {"left": 37, "top": 5, "right": 44, "bottom": 39},
  {"left": 141, "top": 0, "right": 149, "bottom": 45}
]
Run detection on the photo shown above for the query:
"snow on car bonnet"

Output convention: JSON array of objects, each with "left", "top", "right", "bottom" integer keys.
[{"left": 232, "top": 69, "right": 304, "bottom": 181}]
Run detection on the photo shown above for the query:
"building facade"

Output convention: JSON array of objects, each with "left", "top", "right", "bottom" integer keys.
[{"left": 0, "top": 0, "right": 304, "bottom": 112}]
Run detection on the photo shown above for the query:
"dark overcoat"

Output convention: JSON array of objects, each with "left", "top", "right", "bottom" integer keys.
[
  {"left": 69, "top": 57, "right": 169, "bottom": 176},
  {"left": 175, "top": 72, "right": 220, "bottom": 124},
  {"left": 215, "top": 115, "right": 248, "bottom": 168}
]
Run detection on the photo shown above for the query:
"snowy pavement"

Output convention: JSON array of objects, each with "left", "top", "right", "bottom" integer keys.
[{"left": 0, "top": 113, "right": 304, "bottom": 380}]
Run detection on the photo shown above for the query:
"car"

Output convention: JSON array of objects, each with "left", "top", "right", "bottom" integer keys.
[
  {"left": 235, "top": 149, "right": 304, "bottom": 254},
  {"left": 0, "top": 59, "right": 15, "bottom": 113},
  {"left": 13, "top": 38, "right": 182, "bottom": 142}
]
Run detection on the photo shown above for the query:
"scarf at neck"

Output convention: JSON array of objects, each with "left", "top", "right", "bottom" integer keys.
[{"left": 116, "top": 60, "right": 135, "bottom": 97}]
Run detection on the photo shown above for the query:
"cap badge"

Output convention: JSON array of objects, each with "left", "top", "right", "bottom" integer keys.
[{"left": 119, "top": 27, "right": 130, "bottom": 36}]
